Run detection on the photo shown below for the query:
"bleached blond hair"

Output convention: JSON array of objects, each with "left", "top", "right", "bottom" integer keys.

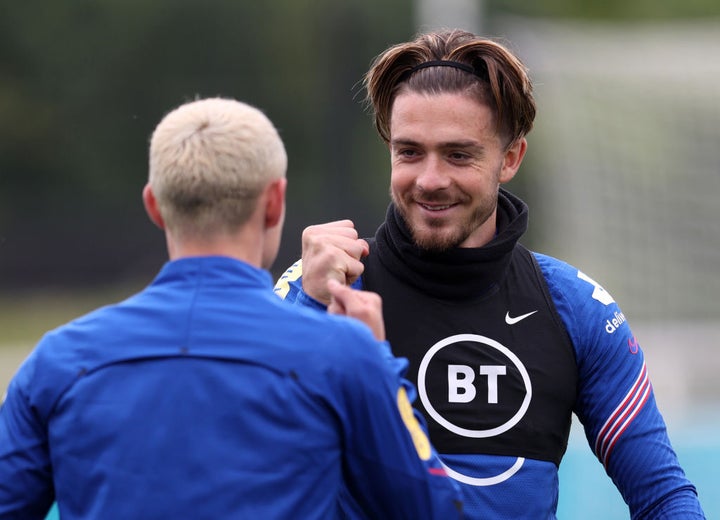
[{"left": 149, "top": 97, "right": 287, "bottom": 238}]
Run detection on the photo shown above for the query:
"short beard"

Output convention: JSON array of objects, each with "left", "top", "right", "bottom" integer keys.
[
  {"left": 393, "top": 202, "right": 474, "bottom": 253},
  {"left": 411, "top": 220, "right": 468, "bottom": 252},
  {"left": 393, "top": 193, "right": 496, "bottom": 253}
]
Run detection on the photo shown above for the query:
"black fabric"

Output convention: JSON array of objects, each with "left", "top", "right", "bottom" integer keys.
[
  {"left": 372, "top": 188, "right": 529, "bottom": 300},
  {"left": 400, "top": 59, "right": 491, "bottom": 83},
  {"left": 362, "top": 190, "right": 577, "bottom": 465},
  {"left": 406, "top": 60, "right": 475, "bottom": 76}
]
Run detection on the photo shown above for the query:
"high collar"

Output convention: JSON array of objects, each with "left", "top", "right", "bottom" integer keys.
[
  {"left": 154, "top": 256, "right": 273, "bottom": 289},
  {"left": 371, "top": 188, "right": 529, "bottom": 300}
]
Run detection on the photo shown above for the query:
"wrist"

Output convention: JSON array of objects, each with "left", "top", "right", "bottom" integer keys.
[{"left": 297, "top": 289, "right": 328, "bottom": 311}]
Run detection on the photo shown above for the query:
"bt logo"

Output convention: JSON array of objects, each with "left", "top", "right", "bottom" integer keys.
[
  {"left": 448, "top": 365, "right": 507, "bottom": 404},
  {"left": 418, "top": 334, "right": 532, "bottom": 439},
  {"left": 418, "top": 334, "right": 532, "bottom": 486}
]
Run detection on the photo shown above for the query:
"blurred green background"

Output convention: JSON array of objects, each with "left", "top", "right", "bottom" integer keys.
[{"left": 2, "top": 1, "right": 719, "bottom": 518}]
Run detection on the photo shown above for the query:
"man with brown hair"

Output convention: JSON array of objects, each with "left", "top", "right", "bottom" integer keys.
[{"left": 276, "top": 30, "right": 705, "bottom": 519}]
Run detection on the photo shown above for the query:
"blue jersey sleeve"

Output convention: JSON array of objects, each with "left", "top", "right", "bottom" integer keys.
[
  {"left": 273, "top": 259, "right": 327, "bottom": 309},
  {"left": 275, "top": 261, "right": 462, "bottom": 517},
  {"left": 323, "top": 321, "right": 462, "bottom": 519},
  {"left": 274, "top": 259, "right": 364, "bottom": 308},
  {"left": 535, "top": 253, "right": 705, "bottom": 519},
  {"left": 0, "top": 349, "right": 56, "bottom": 519}
]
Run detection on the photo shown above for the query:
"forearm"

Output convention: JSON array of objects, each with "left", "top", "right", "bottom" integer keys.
[{"left": 634, "top": 487, "right": 705, "bottom": 520}]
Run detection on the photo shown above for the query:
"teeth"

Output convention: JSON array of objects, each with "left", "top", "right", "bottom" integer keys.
[{"left": 421, "top": 204, "right": 452, "bottom": 211}]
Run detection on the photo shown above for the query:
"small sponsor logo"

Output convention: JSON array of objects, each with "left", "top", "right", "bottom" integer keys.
[
  {"left": 604, "top": 311, "right": 626, "bottom": 334},
  {"left": 504, "top": 310, "right": 538, "bottom": 325},
  {"left": 628, "top": 336, "right": 640, "bottom": 354}
]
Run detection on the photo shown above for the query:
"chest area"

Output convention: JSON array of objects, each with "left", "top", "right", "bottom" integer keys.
[{"left": 362, "top": 252, "right": 578, "bottom": 461}]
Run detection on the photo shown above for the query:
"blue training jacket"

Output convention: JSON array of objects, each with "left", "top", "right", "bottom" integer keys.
[{"left": 0, "top": 256, "right": 462, "bottom": 520}]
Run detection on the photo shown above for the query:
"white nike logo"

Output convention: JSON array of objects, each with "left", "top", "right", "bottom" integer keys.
[{"left": 505, "top": 310, "right": 538, "bottom": 325}]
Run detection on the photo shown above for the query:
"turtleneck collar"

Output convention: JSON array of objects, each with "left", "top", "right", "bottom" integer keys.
[{"left": 371, "top": 188, "right": 529, "bottom": 300}]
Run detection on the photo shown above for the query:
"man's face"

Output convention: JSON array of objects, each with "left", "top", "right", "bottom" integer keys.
[{"left": 388, "top": 91, "right": 523, "bottom": 251}]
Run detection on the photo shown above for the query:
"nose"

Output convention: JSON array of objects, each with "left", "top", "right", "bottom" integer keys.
[{"left": 415, "top": 155, "right": 451, "bottom": 192}]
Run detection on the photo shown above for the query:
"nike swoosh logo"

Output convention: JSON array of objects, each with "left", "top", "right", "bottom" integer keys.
[{"left": 505, "top": 310, "right": 538, "bottom": 325}]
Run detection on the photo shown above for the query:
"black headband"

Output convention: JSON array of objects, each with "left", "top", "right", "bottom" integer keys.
[{"left": 401, "top": 60, "right": 485, "bottom": 81}]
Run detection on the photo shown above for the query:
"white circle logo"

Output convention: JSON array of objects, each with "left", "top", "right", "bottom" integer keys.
[
  {"left": 417, "top": 333, "right": 533, "bottom": 485},
  {"left": 418, "top": 333, "right": 532, "bottom": 437}
]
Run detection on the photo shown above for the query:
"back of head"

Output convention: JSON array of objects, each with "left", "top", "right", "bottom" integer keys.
[
  {"left": 365, "top": 29, "right": 536, "bottom": 148},
  {"left": 148, "top": 98, "right": 287, "bottom": 240}
]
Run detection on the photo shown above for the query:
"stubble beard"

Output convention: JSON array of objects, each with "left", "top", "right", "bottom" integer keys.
[{"left": 392, "top": 193, "right": 495, "bottom": 253}]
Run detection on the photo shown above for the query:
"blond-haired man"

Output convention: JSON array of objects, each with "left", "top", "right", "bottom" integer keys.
[{"left": 0, "top": 98, "right": 462, "bottom": 519}]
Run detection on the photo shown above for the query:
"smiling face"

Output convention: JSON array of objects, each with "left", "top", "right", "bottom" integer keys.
[{"left": 389, "top": 91, "right": 526, "bottom": 252}]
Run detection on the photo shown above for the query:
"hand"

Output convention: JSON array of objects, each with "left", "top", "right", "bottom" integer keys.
[
  {"left": 327, "top": 279, "right": 385, "bottom": 341},
  {"left": 301, "top": 220, "right": 369, "bottom": 305}
]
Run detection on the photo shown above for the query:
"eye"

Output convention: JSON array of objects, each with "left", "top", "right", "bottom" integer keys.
[
  {"left": 448, "top": 151, "right": 472, "bottom": 162},
  {"left": 395, "top": 147, "right": 420, "bottom": 159}
]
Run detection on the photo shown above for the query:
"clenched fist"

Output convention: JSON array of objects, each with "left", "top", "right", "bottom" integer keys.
[{"left": 301, "top": 220, "right": 369, "bottom": 305}]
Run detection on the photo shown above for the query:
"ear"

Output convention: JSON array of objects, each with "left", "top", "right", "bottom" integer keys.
[
  {"left": 263, "top": 178, "right": 287, "bottom": 229},
  {"left": 142, "top": 183, "right": 166, "bottom": 230},
  {"left": 499, "top": 137, "right": 527, "bottom": 184}
]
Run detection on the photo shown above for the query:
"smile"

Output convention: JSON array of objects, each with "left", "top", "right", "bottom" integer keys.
[{"left": 420, "top": 203, "right": 455, "bottom": 211}]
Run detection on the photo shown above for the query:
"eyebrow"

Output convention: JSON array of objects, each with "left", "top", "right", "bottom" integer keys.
[
  {"left": 390, "top": 138, "right": 419, "bottom": 148},
  {"left": 390, "top": 138, "right": 485, "bottom": 152}
]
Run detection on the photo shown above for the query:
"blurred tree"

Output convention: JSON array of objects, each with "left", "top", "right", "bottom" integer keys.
[
  {"left": 3, "top": 0, "right": 715, "bottom": 291},
  {"left": 490, "top": 0, "right": 720, "bottom": 19},
  {"left": 0, "top": 0, "right": 413, "bottom": 290}
]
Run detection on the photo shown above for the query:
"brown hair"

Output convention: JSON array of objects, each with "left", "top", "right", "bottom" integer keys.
[{"left": 364, "top": 29, "right": 536, "bottom": 147}]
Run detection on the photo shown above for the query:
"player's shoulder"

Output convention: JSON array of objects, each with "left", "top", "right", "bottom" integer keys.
[
  {"left": 532, "top": 251, "right": 580, "bottom": 281},
  {"left": 531, "top": 251, "right": 633, "bottom": 358},
  {"left": 269, "top": 285, "right": 381, "bottom": 356},
  {"left": 298, "top": 304, "right": 379, "bottom": 354},
  {"left": 532, "top": 251, "right": 617, "bottom": 308},
  {"left": 6, "top": 303, "right": 120, "bottom": 418},
  {"left": 269, "top": 306, "right": 392, "bottom": 397}
]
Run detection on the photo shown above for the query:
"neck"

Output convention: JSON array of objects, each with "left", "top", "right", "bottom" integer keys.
[
  {"left": 166, "top": 227, "right": 265, "bottom": 268},
  {"left": 369, "top": 190, "right": 529, "bottom": 300}
]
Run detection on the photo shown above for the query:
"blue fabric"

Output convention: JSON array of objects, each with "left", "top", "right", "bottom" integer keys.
[
  {"left": 278, "top": 253, "right": 705, "bottom": 519},
  {"left": 534, "top": 253, "right": 704, "bottom": 520},
  {"left": 0, "top": 256, "right": 461, "bottom": 520}
]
